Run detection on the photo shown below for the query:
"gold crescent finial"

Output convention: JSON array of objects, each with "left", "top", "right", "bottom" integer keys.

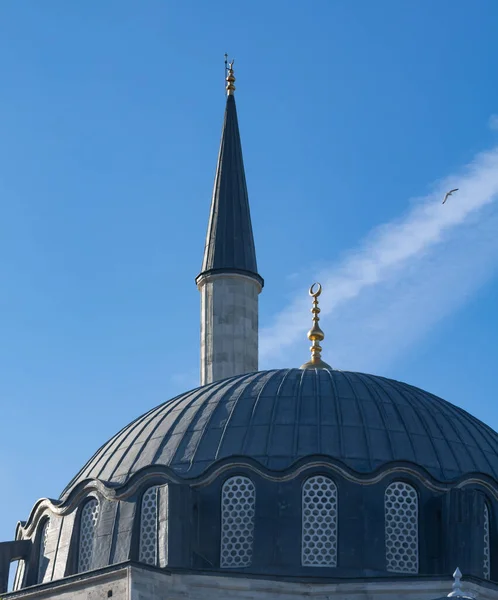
[
  {"left": 226, "top": 56, "right": 236, "bottom": 96},
  {"left": 300, "top": 282, "right": 332, "bottom": 370}
]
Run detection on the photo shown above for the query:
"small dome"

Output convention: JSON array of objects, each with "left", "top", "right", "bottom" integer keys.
[{"left": 62, "top": 368, "right": 498, "bottom": 497}]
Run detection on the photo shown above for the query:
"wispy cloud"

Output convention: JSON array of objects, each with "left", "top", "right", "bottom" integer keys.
[
  {"left": 489, "top": 115, "right": 498, "bottom": 131},
  {"left": 260, "top": 146, "right": 498, "bottom": 372}
]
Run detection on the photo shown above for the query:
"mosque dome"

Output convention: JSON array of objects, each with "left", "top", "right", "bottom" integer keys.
[
  {"left": 12, "top": 366, "right": 496, "bottom": 588},
  {"left": 5, "top": 63, "right": 496, "bottom": 595},
  {"left": 62, "top": 367, "right": 498, "bottom": 498},
  {"left": 30, "top": 367, "right": 493, "bottom": 583}
]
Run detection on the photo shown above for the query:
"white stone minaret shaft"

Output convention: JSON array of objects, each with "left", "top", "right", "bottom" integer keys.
[{"left": 195, "top": 63, "right": 263, "bottom": 386}]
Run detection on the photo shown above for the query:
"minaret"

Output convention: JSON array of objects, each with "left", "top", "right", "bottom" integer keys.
[{"left": 195, "top": 60, "right": 264, "bottom": 385}]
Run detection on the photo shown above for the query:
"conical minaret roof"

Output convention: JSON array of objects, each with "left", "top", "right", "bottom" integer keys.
[{"left": 196, "top": 63, "right": 263, "bottom": 287}]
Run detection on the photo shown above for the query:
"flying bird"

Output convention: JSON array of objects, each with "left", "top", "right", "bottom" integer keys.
[{"left": 442, "top": 188, "right": 459, "bottom": 204}]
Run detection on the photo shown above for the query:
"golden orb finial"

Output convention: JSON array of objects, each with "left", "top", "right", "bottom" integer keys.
[
  {"left": 225, "top": 56, "right": 236, "bottom": 96},
  {"left": 300, "top": 283, "right": 332, "bottom": 370}
]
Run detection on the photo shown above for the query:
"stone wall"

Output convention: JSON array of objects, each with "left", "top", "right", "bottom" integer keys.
[
  {"left": 130, "top": 569, "right": 498, "bottom": 600},
  {"left": 5, "top": 566, "right": 128, "bottom": 600},
  {"left": 199, "top": 273, "right": 260, "bottom": 385},
  {"left": 8, "top": 565, "right": 498, "bottom": 600}
]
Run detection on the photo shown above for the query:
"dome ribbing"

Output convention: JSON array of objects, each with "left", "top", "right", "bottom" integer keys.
[{"left": 62, "top": 368, "right": 498, "bottom": 497}]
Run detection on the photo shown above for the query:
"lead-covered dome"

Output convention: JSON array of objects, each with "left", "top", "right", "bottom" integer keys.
[{"left": 62, "top": 368, "right": 498, "bottom": 497}]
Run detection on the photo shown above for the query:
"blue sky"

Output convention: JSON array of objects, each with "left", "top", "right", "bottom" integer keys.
[{"left": 1, "top": 0, "right": 498, "bottom": 545}]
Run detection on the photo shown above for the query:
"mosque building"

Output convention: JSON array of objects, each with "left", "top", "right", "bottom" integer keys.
[{"left": 1, "top": 63, "right": 497, "bottom": 600}]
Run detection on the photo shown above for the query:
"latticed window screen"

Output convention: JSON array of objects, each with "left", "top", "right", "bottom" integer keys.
[
  {"left": 301, "top": 475, "right": 338, "bottom": 566},
  {"left": 484, "top": 504, "right": 491, "bottom": 579},
  {"left": 78, "top": 499, "right": 99, "bottom": 573},
  {"left": 385, "top": 482, "right": 419, "bottom": 573},
  {"left": 220, "top": 476, "right": 255, "bottom": 568},
  {"left": 38, "top": 519, "right": 50, "bottom": 583},
  {"left": 139, "top": 486, "right": 159, "bottom": 565}
]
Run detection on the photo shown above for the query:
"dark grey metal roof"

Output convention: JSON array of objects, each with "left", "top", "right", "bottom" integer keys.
[
  {"left": 196, "top": 95, "right": 262, "bottom": 286},
  {"left": 62, "top": 369, "right": 498, "bottom": 496}
]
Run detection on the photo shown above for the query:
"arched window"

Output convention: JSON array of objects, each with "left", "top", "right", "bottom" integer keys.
[
  {"left": 78, "top": 498, "right": 99, "bottom": 573},
  {"left": 220, "top": 476, "right": 255, "bottom": 568},
  {"left": 301, "top": 475, "right": 338, "bottom": 566},
  {"left": 484, "top": 504, "right": 490, "bottom": 579},
  {"left": 139, "top": 486, "right": 159, "bottom": 565},
  {"left": 38, "top": 519, "right": 50, "bottom": 583},
  {"left": 385, "top": 481, "right": 418, "bottom": 573}
]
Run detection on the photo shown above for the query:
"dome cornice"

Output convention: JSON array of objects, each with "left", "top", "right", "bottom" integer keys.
[{"left": 19, "top": 455, "right": 498, "bottom": 544}]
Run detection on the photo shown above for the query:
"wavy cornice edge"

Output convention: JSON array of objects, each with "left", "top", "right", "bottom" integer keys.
[{"left": 17, "top": 456, "right": 498, "bottom": 539}]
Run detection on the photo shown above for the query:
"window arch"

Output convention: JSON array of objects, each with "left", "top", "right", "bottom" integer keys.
[
  {"left": 301, "top": 475, "right": 338, "bottom": 567},
  {"left": 38, "top": 518, "right": 50, "bottom": 583},
  {"left": 139, "top": 486, "right": 159, "bottom": 565},
  {"left": 78, "top": 498, "right": 99, "bottom": 573},
  {"left": 484, "top": 503, "right": 490, "bottom": 579},
  {"left": 220, "top": 476, "right": 255, "bottom": 568},
  {"left": 385, "top": 481, "right": 418, "bottom": 573},
  {"left": 12, "top": 559, "right": 26, "bottom": 591}
]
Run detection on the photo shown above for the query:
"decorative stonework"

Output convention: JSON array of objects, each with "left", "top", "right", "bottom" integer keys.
[
  {"left": 220, "top": 476, "right": 255, "bottom": 568},
  {"left": 484, "top": 504, "right": 490, "bottom": 579},
  {"left": 139, "top": 487, "right": 158, "bottom": 566},
  {"left": 385, "top": 482, "right": 418, "bottom": 573},
  {"left": 38, "top": 519, "right": 50, "bottom": 583},
  {"left": 78, "top": 499, "right": 99, "bottom": 573},
  {"left": 302, "top": 476, "right": 338, "bottom": 566}
]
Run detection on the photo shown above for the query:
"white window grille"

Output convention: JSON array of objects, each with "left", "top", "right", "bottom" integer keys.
[
  {"left": 38, "top": 519, "right": 50, "bottom": 583},
  {"left": 302, "top": 475, "right": 338, "bottom": 566},
  {"left": 220, "top": 476, "right": 255, "bottom": 568},
  {"left": 139, "top": 486, "right": 159, "bottom": 565},
  {"left": 385, "top": 481, "right": 418, "bottom": 573},
  {"left": 78, "top": 499, "right": 99, "bottom": 573},
  {"left": 484, "top": 504, "right": 490, "bottom": 579}
]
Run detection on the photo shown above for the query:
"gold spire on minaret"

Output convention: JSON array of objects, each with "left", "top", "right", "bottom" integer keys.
[
  {"left": 226, "top": 57, "right": 236, "bottom": 96},
  {"left": 300, "top": 283, "right": 332, "bottom": 370}
]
